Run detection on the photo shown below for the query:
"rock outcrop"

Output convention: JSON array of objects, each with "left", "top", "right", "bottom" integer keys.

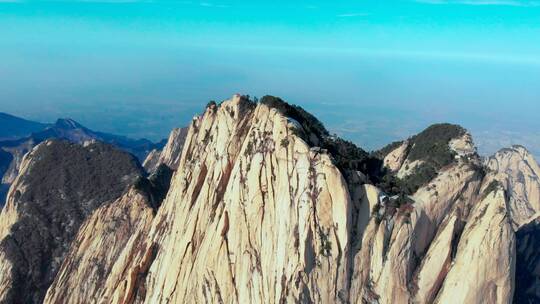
[
  {"left": 379, "top": 123, "right": 475, "bottom": 194},
  {"left": 44, "top": 188, "right": 156, "bottom": 304},
  {"left": 143, "top": 127, "right": 188, "bottom": 173},
  {"left": 486, "top": 145, "right": 540, "bottom": 229},
  {"left": 0, "top": 140, "right": 143, "bottom": 304},
  {"left": 1, "top": 138, "right": 36, "bottom": 185},
  {"left": 1, "top": 94, "right": 539, "bottom": 304},
  {"left": 433, "top": 188, "right": 515, "bottom": 304},
  {"left": 43, "top": 163, "right": 174, "bottom": 304}
]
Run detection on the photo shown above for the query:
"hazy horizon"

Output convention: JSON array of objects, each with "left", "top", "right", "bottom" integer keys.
[{"left": 1, "top": 0, "right": 539, "bottom": 159}]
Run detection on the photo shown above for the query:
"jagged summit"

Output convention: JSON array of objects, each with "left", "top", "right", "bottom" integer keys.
[
  {"left": 0, "top": 94, "right": 538, "bottom": 304},
  {"left": 493, "top": 144, "right": 534, "bottom": 159},
  {"left": 376, "top": 123, "right": 473, "bottom": 166},
  {"left": 258, "top": 96, "right": 382, "bottom": 175},
  {"left": 372, "top": 123, "right": 478, "bottom": 195},
  {"left": 485, "top": 144, "right": 540, "bottom": 229},
  {"left": 143, "top": 127, "right": 188, "bottom": 173},
  {"left": 259, "top": 95, "right": 330, "bottom": 141}
]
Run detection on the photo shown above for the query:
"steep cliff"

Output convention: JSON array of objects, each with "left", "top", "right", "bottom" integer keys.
[
  {"left": 2, "top": 94, "right": 538, "bottom": 304},
  {"left": 43, "top": 189, "right": 156, "bottom": 304},
  {"left": 124, "top": 95, "right": 354, "bottom": 303},
  {"left": 485, "top": 145, "right": 540, "bottom": 230},
  {"left": 351, "top": 129, "right": 526, "bottom": 304},
  {"left": 43, "top": 164, "right": 173, "bottom": 304},
  {"left": 143, "top": 127, "right": 188, "bottom": 173},
  {"left": 0, "top": 140, "right": 143, "bottom": 304},
  {"left": 514, "top": 216, "right": 540, "bottom": 303}
]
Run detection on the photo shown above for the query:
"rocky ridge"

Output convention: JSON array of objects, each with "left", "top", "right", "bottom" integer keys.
[{"left": 0, "top": 94, "right": 538, "bottom": 304}]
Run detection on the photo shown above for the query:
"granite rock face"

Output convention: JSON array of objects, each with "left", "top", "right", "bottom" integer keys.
[
  {"left": 1, "top": 95, "right": 539, "bottom": 304},
  {"left": 143, "top": 127, "right": 188, "bottom": 173},
  {"left": 485, "top": 145, "right": 540, "bottom": 230},
  {"left": 43, "top": 188, "right": 157, "bottom": 304}
]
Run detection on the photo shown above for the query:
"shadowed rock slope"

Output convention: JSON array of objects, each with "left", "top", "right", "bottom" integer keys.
[
  {"left": 44, "top": 164, "right": 173, "bottom": 304},
  {"left": 514, "top": 217, "right": 540, "bottom": 303},
  {"left": 0, "top": 140, "right": 143, "bottom": 304}
]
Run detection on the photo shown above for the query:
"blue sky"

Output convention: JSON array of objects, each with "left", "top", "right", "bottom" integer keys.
[{"left": 0, "top": 0, "right": 539, "bottom": 158}]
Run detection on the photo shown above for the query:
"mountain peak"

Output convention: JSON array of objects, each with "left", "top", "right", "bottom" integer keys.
[
  {"left": 374, "top": 122, "right": 477, "bottom": 195},
  {"left": 54, "top": 118, "right": 85, "bottom": 130},
  {"left": 495, "top": 144, "right": 533, "bottom": 158},
  {"left": 1, "top": 95, "right": 539, "bottom": 304}
]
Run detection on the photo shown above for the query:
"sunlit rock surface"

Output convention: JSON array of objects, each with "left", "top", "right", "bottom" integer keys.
[
  {"left": 143, "top": 127, "right": 188, "bottom": 173},
  {"left": 0, "top": 95, "right": 538, "bottom": 304}
]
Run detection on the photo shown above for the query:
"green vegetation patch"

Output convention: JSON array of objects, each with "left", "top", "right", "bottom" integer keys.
[
  {"left": 260, "top": 95, "right": 329, "bottom": 140},
  {"left": 260, "top": 96, "right": 467, "bottom": 198},
  {"left": 373, "top": 140, "right": 405, "bottom": 160},
  {"left": 407, "top": 123, "right": 466, "bottom": 166},
  {"left": 373, "top": 123, "right": 466, "bottom": 195}
]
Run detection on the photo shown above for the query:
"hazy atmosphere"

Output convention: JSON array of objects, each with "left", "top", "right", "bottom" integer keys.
[
  {"left": 2, "top": 2, "right": 540, "bottom": 303},
  {"left": 1, "top": 0, "right": 539, "bottom": 158}
]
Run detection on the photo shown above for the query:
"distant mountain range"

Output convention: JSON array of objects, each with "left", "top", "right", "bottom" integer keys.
[
  {"left": 0, "top": 112, "right": 49, "bottom": 141},
  {"left": 0, "top": 112, "right": 167, "bottom": 205}
]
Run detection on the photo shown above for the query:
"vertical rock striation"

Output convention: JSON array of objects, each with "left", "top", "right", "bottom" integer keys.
[
  {"left": 143, "top": 127, "right": 188, "bottom": 173},
  {"left": 485, "top": 145, "right": 540, "bottom": 230},
  {"left": 0, "top": 94, "right": 537, "bottom": 304},
  {"left": 130, "top": 95, "right": 354, "bottom": 303}
]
